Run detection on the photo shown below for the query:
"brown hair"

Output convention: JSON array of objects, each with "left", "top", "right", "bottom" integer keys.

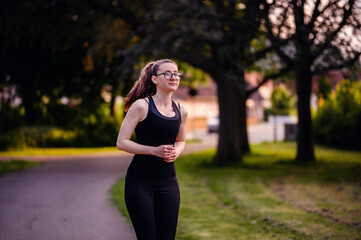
[{"left": 123, "top": 59, "right": 177, "bottom": 111}]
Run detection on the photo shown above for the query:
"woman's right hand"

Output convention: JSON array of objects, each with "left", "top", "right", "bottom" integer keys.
[{"left": 153, "top": 145, "right": 176, "bottom": 161}]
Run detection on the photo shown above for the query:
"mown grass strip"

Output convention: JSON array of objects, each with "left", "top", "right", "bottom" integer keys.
[
  {"left": 0, "top": 147, "right": 119, "bottom": 156},
  {"left": 112, "top": 142, "right": 361, "bottom": 239},
  {"left": 0, "top": 159, "right": 42, "bottom": 174},
  {"left": 111, "top": 176, "right": 130, "bottom": 223}
]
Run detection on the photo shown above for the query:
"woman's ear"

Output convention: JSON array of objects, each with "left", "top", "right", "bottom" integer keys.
[{"left": 151, "top": 75, "right": 158, "bottom": 85}]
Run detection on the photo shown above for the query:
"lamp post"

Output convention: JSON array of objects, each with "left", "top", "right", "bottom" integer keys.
[{"left": 188, "top": 87, "right": 198, "bottom": 139}]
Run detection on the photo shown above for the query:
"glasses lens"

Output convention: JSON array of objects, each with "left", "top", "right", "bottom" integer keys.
[
  {"left": 176, "top": 73, "right": 182, "bottom": 79},
  {"left": 164, "top": 72, "right": 172, "bottom": 80}
]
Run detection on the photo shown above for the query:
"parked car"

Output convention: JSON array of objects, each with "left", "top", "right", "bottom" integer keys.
[{"left": 207, "top": 116, "right": 219, "bottom": 133}]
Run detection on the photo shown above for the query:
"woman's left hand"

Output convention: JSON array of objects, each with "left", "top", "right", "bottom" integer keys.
[{"left": 163, "top": 146, "right": 177, "bottom": 163}]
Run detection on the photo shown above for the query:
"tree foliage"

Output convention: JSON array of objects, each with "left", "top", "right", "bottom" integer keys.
[
  {"left": 2, "top": 0, "right": 360, "bottom": 160},
  {"left": 317, "top": 76, "right": 332, "bottom": 101},
  {"left": 264, "top": 0, "right": 361, "bottom": 162},
  {"left": 270, "top": 86, "right": 295, "bottom": 115},
  {"left": 314, "top": 79, "right": 361, "bottom": 150},
  {"left": 0, "top": 0, "right": 107, "bottom": 125},
  {"left": 0, "top": 0, "right": 137, "bottom": 146},
  {"left": 120, "top": 0, "right": 279, "bottom": 163}
]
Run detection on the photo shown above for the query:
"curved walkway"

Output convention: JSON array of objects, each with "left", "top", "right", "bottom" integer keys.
[{"left": 0, "top": 153, "right": 137, "bottom": 240}]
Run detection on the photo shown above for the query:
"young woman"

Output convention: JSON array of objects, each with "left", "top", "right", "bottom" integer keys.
[{"left": 116, "top": 59, "right": 188, "bottom": 240}]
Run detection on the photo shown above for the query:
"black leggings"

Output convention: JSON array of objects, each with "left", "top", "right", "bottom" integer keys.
[{"left": 124, "top": 175, "right": 180, "bottom": 240}]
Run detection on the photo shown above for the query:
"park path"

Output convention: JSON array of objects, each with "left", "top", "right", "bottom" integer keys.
[{"left": 0, "top": 153, "right": 137, "bottom": 240}]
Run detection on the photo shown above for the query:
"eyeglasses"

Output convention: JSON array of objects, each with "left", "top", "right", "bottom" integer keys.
[{"left": 155, "top": 72, "right": 182, "bottom": 80}]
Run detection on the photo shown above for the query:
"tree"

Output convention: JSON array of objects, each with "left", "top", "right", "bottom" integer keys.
[
  {"left": 0, "top": 0, "right": 141, "bottom": 129},
  {"left": 102, "top": 0, "right": 294, "bottom": 163},
  {"left": 119, "top": 0, "right": 284, "bottom": 163},
  {"left": 1, "top": 0, "right": 293, "bottom": 156},
  {"left": 0, "top": 0, "right": 104, "bottom": 125},
  {"left": 264, "top": 0, "right": 361, "bottom": 162}
]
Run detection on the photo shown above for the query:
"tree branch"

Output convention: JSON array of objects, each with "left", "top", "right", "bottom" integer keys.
[
  {"left": 87, "top": 0, "right": 143, "bottom": 30},
  {"left": 246, "top": 65, "right": 291, "bottom": 98},
  {"left": 264, "top": 2, "right": 295, "bottom": 65},
  {"left": 245, "top": 46, "right": 273, "bottom": 67},
  {"left": 313, "top": 52, "right": 361, "bottom": 75},
  {"left": 313, "top": 0, "right": 355, "bottom": 59}
]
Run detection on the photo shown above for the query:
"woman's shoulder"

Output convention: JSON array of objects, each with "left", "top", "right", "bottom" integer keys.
[
  {"left": 132, "top": 98, "right": 149, "bottom": 107},
  {"left": 180, "top": 104, "right": 188, "bottom": 114},
  {"left": 128, "top": 98, "right": 149, "bottom": 118},
  {"left": 173, "top": 101, "right": 188, "bottom": 120},
  {"left": 180, "top": 105, "right": 188, "bottom": 119}
]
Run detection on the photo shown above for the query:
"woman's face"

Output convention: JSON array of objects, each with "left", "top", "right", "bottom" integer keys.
[{"left": 152, "top": 63, "right": 180, "bottom": 93}]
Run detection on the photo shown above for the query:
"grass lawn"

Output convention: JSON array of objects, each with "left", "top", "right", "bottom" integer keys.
[
  {"left": 0, "top": 140, "right": 198, "bottom": 157},
  {"left": 0, "top": 147, "right": 122, "bottom": 175},
  {"left": 0, "top": 147, "right": 119, "bottom": 157},
  {"left": 112, "top": 142, "right": 361, "bottom": 240},
  {"left": 0, "top": 160, "right": 42, "bottom": 174},
  {"left": 0, "top": 147, "right": 120, "bottom": 175}
]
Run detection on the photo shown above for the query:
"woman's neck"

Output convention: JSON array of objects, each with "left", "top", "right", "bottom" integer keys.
[{"left": 152, "top": 92, "right": 173, "bottom": 108}]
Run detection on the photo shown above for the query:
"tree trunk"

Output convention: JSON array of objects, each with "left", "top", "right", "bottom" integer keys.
[
  {"left": 213, "top": 74, "right": 243, "bottom": 163},
  {"left": 20, "top": 81, "right": 42, "bottom": 125},
  {"left": 110, "top": 92, "right": 116, "bottom": 117},
  {"left": 295, "top": 65, "right": 316, "bottom": 162},
  {"left": 240, "top": 94, "right": 250, "bottom": 153}
]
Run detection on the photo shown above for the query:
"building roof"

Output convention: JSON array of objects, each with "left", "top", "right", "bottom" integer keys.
[
  {"left": 173, "top": 72, "right": 272, "bottom": 102},
  {"left": 173, "top": 82, "right": 218, "bottom": 100}
]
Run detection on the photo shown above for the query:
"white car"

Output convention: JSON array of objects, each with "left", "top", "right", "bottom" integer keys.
[{"left": 207, "top": 116, "right": 219, "bottom": 133}]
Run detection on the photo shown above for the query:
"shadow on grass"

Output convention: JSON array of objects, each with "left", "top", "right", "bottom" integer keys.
[
  {"left": 181, "top": 149, "right": 361, "bottom": 185},
  {"left": 0, "top": 159, "right": 42, "bottom": 175},
  {"left": 113, "top": 143, "right": 361, "bottom": 239}
]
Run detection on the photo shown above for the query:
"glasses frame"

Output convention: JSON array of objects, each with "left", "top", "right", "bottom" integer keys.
[{"left": 155, "top": 72, "right": 182, "bottom": 80}]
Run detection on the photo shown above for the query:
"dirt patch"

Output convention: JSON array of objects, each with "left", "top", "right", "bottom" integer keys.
[{"left": 270, "top": 180, "right": 361, "bottom": 230}]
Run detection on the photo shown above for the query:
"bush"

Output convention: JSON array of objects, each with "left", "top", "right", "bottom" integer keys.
[
  {"left": 0, "top": 103, "right": 24, "bottom": 133},
  {"left": 72, "top": 117, "right": 120, "bottom": 147},
  {"left": 0, "top": 126, "right": 77, "bottom": 150},
  {"left": 0, "top": 120, "right": 120, "bottom": 150},
  {"left": 269, "top": 86, "right": 296, "bottom": 115},
  {"left": 70, "top": 104, "right": 121, "bottom": 147},
  {"left": 0, "top": 105, "right": 122, "bottom": 149},
  {"left": 314, "top": 79, "right": 361, "bottom": 150}
]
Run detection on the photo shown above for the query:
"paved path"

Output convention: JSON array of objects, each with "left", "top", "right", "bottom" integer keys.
[
  {"left": 0, "top": 153, "right": 137, "bottom": 240},
  {"left": 188, "top": 122, "right": 287, "bottom": 145}
]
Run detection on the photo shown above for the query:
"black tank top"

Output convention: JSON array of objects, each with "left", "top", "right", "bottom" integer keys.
[{"left": 126, "top": 97, "right": 181, "bottom": 180}]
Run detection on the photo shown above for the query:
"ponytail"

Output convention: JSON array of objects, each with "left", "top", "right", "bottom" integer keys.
[{"left": 123, "top": 59, "right": 176, "bottom": 111}]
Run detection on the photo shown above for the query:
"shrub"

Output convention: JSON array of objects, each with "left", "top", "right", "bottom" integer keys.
[
  {"left": 314, "top": 79, "right": 361, "bottom": 150},
  {"left": 73, "top": 117, "right": 120, "bottom": 147},
  {"left": 0, "top": 126, "right": 77, "bottom": 150},
  {"left": 269, "top": 86, "right": 296, "bottom": 115},
  {"left": 0, "top": 103, "right": 24, "bottom": 133},
  {"left": 0, "top": 121, "right": 120, "bottom": 150},
  {"left": 71, "top": 104, "right": 121, "bottom": 147}
]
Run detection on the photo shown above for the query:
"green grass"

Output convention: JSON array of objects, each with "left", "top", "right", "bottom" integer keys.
[
  {"left": 0, "top": 147, "right": 119, "bottom": 156},
  {"left": 112, "top": 142, "right": 361, "bottom": 240},
  {"left": 186, "top": 138, "right": 202, "bottom": 144},
  {"left": 0, "top": 160, "right": 42, "bottom": 174}
]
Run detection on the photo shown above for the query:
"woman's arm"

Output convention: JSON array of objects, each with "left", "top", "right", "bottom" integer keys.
[
  {"left": 116, "top": 99, "right": 176, "bottom": 159},
  {"left": 164, "top": 105, "right": 188, "bottom": 162}
]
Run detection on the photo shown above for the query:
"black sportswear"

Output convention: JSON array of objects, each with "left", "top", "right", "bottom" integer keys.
[
  {"left": 124, "top": 96, "right": 182, "bottom": 240},
  {"left": 126, "top": 96, "right": 181, "bottom": 180}
]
